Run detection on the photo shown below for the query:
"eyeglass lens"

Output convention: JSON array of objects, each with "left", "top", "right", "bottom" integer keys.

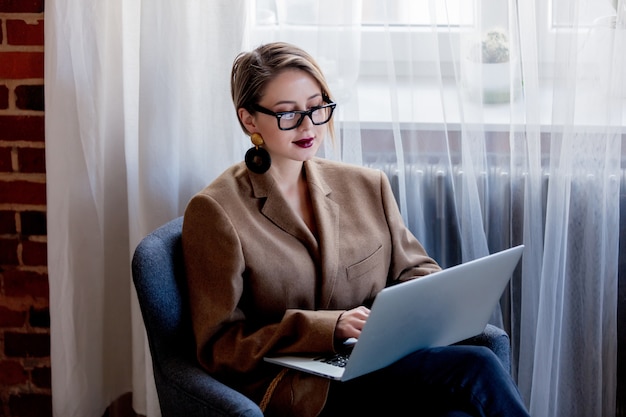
[{"left": 279, "top": 106, "right": 333, "bottom": 130}]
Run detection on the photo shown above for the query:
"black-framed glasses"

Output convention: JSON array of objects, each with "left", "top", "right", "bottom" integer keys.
[{"left": 252, "top": 100, "right": 337, "bottom": 131}]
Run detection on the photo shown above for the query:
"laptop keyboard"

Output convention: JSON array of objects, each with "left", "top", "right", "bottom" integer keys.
[{"left": 314, "top": 353, "right": 350, "bottom": 368}]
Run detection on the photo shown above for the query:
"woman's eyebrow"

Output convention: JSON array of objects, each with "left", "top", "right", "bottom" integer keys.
[{"left": 273, "top": 93, "right": 322, "bottom": 106}]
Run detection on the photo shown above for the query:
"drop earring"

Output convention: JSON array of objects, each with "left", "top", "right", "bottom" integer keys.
[{"left": 245, "top": 132, "right": 271, "bottom": 174}]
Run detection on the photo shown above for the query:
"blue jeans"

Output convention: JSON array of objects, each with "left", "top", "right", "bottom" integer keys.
[{"left": 320, "top": 345, "right": 530, "bottom": 417}]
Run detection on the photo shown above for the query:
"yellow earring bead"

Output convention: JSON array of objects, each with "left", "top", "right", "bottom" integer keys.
[{"left": 250, "top": 133, "right": 264, "bottom": 147}]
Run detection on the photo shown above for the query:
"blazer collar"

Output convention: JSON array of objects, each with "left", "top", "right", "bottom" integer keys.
[
  {"left": 247, "top": 162, "right": 318, "bottom": 246},
  {"left": 247, "top": 159, "right": 332, "bottom": 197}
]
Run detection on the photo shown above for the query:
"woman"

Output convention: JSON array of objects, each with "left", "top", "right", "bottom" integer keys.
[{"left": 182, "top": 42, "right": 529, "bottom": 417}]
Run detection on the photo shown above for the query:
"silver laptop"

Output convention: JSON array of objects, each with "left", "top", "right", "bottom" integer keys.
[{"left": 264, "top": 245, "right": 524, "bottom": 381}]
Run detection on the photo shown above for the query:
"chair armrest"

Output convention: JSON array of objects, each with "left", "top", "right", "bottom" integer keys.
[
  {"left": 155, "top": 356, "right": 264, "bottom": 417},
  {"left": 456, "top": 324, "right": 511, "bottom": 373}
]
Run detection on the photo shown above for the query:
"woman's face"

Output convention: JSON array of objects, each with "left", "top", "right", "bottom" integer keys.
[{"left": 240, "top": 68, "right": 328, "bottom": 169}]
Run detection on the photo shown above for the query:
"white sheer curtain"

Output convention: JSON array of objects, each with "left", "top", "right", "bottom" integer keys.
[
  {"left": 46, "top": 0, "right": 247, "bottom": 415},
  {"left": 46, "top": 0, "right": 623, "bottom": 416}
]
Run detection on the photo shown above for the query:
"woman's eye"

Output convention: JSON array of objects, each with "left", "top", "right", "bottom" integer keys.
[{"left": 281, "top": 112, "right": 296, "bottom": 120}]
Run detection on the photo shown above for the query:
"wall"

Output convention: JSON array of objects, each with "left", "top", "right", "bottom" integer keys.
[{"left": 0, "top": 1, "right": 50, "bottom": 416}]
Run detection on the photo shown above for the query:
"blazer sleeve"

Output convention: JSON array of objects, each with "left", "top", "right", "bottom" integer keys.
[
  {"left": 379, "top": 170, "right": 441, "bottom": 283},
  {"left": 182, "top": 193, "right": 342, "bottom": 376}
]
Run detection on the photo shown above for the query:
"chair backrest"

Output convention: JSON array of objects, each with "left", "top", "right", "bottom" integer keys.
[
  {"left": 132, "top": 217, "right": 264, "bottom": 417},
  {"left": 132, "top": 217, "right": 195, "bottom": 363}
]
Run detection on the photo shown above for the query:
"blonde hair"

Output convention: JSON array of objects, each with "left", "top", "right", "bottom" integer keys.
[{"left": 230, "top": 42, "right": 335, "bottom": 140}]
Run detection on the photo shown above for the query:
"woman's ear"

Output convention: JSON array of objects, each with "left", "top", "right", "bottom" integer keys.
[{"left": 238, "top": 108, "right": 256, "bottom": 134}]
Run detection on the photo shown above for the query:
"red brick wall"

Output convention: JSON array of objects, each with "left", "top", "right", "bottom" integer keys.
[{"left": 0, "top": 0, "right": 51, "bottom": 416}]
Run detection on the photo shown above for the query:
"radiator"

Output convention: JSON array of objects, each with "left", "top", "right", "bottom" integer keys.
[
  {"left": 365, "top": 160, "right": 550, "bottom": 268},
  {"left": 367, "top": 158, "right": 626, "bottom": 416}
]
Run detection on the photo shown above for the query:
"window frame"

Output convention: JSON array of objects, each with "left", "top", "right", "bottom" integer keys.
[
  {"left": 249, "top": 0, "right": 625, "bottom": 130},
  {"left": 252, "top": 0, "right": 619, "bottom": 80}
]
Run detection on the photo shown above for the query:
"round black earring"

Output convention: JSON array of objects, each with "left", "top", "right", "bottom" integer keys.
[
  {"left": 245, "top": 133, "right": 271, "bottom": 174},
  {"left": 245, "top": 146, "right": 271, "bottom": 174}
]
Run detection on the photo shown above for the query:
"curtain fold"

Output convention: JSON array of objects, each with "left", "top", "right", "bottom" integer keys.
[
  {"left": 46, "top": 0, "right": 622, "bottom": 416},
  {"left": 129, "top": 2, "right": 248, "bottom": 413},
  {"left": 46, "top": 1, "right": 133, "bottom": 416},
  {"left": 47, "top": 1, "right": 247, "bottom": 415}
]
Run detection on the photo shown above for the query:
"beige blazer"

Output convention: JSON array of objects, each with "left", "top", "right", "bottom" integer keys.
[{"left": 182, "top": 158, "right": 440, "bottom": 417}]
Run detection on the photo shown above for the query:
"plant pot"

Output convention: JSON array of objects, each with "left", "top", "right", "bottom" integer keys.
[{"left": 463, "top": 60, "right": 515, "bottom": 104}]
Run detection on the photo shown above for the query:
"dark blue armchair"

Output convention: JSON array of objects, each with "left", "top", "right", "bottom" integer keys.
[
  {"left": 132, "top": 216, "right": 263, "bottom": 417},
  {"left": 131, "top": 216, "right": 511, "bottom": 416}
]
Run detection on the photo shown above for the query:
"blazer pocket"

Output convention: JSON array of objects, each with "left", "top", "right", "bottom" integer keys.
[{"left": 346, "top": 244, "right": 384, "bottom": 281}]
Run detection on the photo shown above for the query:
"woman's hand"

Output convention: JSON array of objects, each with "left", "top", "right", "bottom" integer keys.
[{"left": 335, "top": 306, "right": 371, "bottom": 340}]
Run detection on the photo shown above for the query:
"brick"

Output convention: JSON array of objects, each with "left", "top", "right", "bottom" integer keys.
[
  {"left": 0, "top": 210, "right": 17, "bottom": 234},
  {"left": 0, "top": 52, "right": 44, "bottom": 79},
  {"left": 6, "top": 19, "right": 44, "bottom": 46},
  {"left": 0, "top": 84, "right": 8, "bottom": 109},
  {"left": 4, "top": 332, "right": 50, "bottom": 357},
  {"left": 0, "top": 0, "right": 44, "bottom": 13},
  {"left": 8, "top": 393, "right": 52, "bottom": 417},
  {"left": 20, "top": 211, "right": 46, "bottom": 235},
  {"left": 0, "top": 180, "right": 46, "bottom": 205},
  {"left": 17, "top": 147, "right": 45, "bottom": 173},
  {"left": 0, "top": 146, "right": 13, "bottom": 172},
  {"left": 0, "top": 360, "right": 28, "bottom": 385},
  {"left": 15, "top": 85, "right": 44, "bottom": 111},
  {"left": 31, "top": 366, "right": 51, "bottom": 389},
  {"left": 21, "top": 239, "right": 47, "bottom": 265},
  {"left": 0, "top": 147, "right": 12, "bottom": 172},
  {"left": 3, "top": 269, "right": 49, "bottom": 298},
  {"left": 0, "top": 116, "right": 45, "bottom": 142},
  {"left": 0, "top": 237, "right": 19, "bottom": 264},
  {"left": 28, "top": 307, "right": 49, "bottom": 328},
  {"left": 0, "top": 305, "right": 27, "bottom": 327}
]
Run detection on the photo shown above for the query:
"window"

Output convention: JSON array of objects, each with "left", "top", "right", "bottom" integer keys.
[
  {"left": 360, "top": 0, "right": 474, "bottom": 27},
  {"left": 252, "top": 0, "right": 477, "bottom": 79},
  {"left": 250, "top": 1, "right": 625, "bottom": 129},
  {"left": 551, "top": 0, "right": 617, "bottom": 27},
  {"left": 255, "top": 0, "right": 473, "bottom": 27},
  {"left": 253, "top": 0, "right": 622, "bottom": 75}
]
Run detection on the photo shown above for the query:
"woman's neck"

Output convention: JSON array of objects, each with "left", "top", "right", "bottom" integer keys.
[
  {"left": 270, "top": 160, "right": 317, "bottom": 236},
  {"left": 270, "top": 159, "right": 306, "bottom": 191}
]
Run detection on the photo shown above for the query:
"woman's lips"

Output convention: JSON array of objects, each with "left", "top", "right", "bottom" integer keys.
[{"left": 293, "top": 138, "right": 314, "bottom": 148}]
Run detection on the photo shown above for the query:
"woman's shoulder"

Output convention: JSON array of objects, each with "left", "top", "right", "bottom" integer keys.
[
  {"left": 198, "top": 162, "right": 248, "bottom": 190},
  {"left": 308, "top": 158, "right": 387, "bottom": 193},
  {"left": 190, "top": 162, "right": 252, "bottom": 204},
  {"left": 309, "top": 157, "right": 382, "bottom": 181},
  {"left": 184, "top": 162, "right": 253, "bottom": 224}
]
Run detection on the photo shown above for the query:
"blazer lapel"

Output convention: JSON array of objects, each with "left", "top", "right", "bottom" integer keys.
[
  {"left": 249, "top": 170, "right": 318, "bottom": 249},
  {"left": 305, "top": 160, "right": 341, "bottom": 309}
]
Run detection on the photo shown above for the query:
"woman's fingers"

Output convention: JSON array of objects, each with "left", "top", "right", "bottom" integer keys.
[{"left": 335, "top": 306, "right": 371, "bottom": 339}]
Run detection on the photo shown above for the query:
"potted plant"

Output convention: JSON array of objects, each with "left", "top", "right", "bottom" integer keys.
[
  {"left": 474, "top": 29, "right": 510, "bottom": 64},
  {"left": 463, "top": 28, "right": 515, "bottom": 104}
]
